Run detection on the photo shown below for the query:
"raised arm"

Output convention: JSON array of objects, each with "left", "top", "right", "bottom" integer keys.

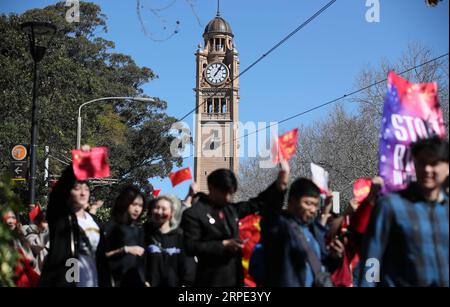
[
  {"left": 233, "top": 160, "right": 290, "bottom": 219},
  {"left": 182, "top": 183, "right": 199, "bottom": 208}
]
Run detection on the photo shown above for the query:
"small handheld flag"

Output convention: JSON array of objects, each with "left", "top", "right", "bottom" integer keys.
[
  {"left": 29, "top": 204, "right": 42, "bottom": 223},
  {"left": 353, "top": 178, "right": 372, "bottom": 204},
  {"left": 272, "top": 128, "right": 298, "bottom": 163},
  {"left": 152, "top": 189, "right": 162, "bottom": 197},
  {"left": 72, "top": 147, "right": 110, "bottom": 180},
  {"left": 169, "top": 167, "right": 192, "bottom": 187}
]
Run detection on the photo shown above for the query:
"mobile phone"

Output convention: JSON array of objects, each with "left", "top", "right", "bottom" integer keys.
[{"left": 337, "top": 232, "right": 346, "bottom": 242}]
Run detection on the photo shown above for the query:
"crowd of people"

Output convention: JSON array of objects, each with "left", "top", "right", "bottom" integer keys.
[{"left": 2, "top": 136, "right": 449, "bottom": 287}]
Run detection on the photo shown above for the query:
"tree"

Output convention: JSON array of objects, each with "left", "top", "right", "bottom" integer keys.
[
  {"left": 354, "top": 43, "right": 449, "bottom": 138},
  {"left": 0, "top": 2, "right": 181, "bottom": 208},
  {"left": 0, "top": 176, "right": 21, "bottom": 286},
  {"left": 236, "top": 158, "right": 278, "bottom": 201}
]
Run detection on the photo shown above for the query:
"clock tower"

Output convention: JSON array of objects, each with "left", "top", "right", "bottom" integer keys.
[{"left": 194, "top": 7, "right": 239, "bottom": 192}]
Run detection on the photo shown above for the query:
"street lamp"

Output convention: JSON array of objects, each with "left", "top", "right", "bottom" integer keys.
[
  {"left": 77, "top": 97, "right": 155, "bottom": 148},
  {"left": 21, "top": 21, "right": 56, "bottom": 206}
]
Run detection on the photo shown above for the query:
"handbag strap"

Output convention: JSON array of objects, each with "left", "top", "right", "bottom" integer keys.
[
  {"left": 68, "top": 215, "right": 76, "bottom": 258},
  {"left": 288, "top": 219, "right": 323, "bottom": 278}
]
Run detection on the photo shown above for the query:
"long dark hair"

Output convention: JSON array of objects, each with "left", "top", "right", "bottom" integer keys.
[
  {"left": 112, "top": 186, "right": 146, "bottom": 225},
  {"left": 47, "top": 165, "right": 89, "bottom": 223}
]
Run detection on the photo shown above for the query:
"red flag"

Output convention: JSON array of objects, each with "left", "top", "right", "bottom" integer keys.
[
  {"left": 350, "top": 178, "right": 376, "bottom": 235},
  {"left": 152, "top": 189, "right": 162, "bottom": 197},
  {"left": 169, "top": 167, "right": 192, "bottom": 187},
  {"left": 340, "top": 178, "right": 372, "bottom": 233},
  {"left": 29, "top": 205, "right": 41, "bottom": 223},
  {"left": 272, "top": 128, "right": 298, "bottom": 163},
  {"left": 353, "top": 178, "right": 372, "bottom": 204},
  {"left": 239, "top": 214, "right": 261, "bottom": 288},
  {"left": 15, "top": 248, "right": 40, "bottom": 287},
  {"left": 72, "top": 147, "right": 110, "bottom": 180},
  {"left": 279, "top": 128, "right": 298, "bottom": 161},
  {"left": 271, "top": 137, "right": 281, "bottom": 164}
]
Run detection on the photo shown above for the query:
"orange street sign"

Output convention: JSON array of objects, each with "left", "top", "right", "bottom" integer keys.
[{"left": 11, "top": 145, "right": 28, "bottom": 161}]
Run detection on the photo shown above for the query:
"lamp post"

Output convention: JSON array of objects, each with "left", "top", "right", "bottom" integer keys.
[
  {"left": 77, "top": 97, "right": 155, "bottom": 148},
  {"left": 21, "top": 21, "right": 56, "bottom": 206}
]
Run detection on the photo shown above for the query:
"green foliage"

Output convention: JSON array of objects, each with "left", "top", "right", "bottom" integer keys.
[
  {"left": 93, "top": 205, "right": 111, "bottom": 225},
  {"left": 0, "top": 175, "right": 21, "bottom": 287},
  {"left": 0, "top": 2, "right": 182, "bottom": 206}
]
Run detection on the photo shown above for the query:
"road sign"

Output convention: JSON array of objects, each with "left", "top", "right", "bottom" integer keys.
[
  {"left": 11, "top": 145, "right": 28, "bottom": 161},
  {"left": 11, "top": 161, "right": 28, "bottom": 181}
]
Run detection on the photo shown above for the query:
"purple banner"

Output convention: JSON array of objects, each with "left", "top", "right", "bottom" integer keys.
[{"left": 379, "top": 71, "right": 446, "bottom": 193}]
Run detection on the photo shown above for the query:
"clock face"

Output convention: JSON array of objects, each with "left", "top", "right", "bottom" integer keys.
[{"left": 205, "top": 62, "right": 228, "bottom": 85}]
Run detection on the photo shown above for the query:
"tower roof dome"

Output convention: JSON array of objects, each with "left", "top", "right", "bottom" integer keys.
[{"left": 204, "top": 15, "right": 233, "bottom": 37}]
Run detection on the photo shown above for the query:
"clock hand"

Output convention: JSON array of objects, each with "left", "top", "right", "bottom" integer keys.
[{"left": 214, "top": 67, "right": 221, "bottom": 77}]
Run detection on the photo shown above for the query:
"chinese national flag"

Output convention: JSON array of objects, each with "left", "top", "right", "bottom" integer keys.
[
  {"left": 169, "top": 167, "right": 192, "bottom": 187},
  {"left": 353, "top": 178, "right": 372, "bottom": 204},
  {"left": 29, "top": 204, "right": 41, "bottom": 223},
  {"left": 240, "top": 214, "right": 261, "bottom": 288},
  {"left": 272, "top": 129, "right": 298, "bottom": 163},
  {"left": 72, "top": 147, "right": 110, "bottom": 180},
  {"left": 350, "top": 178, "right": 375, "bottom": 234},
  {"left": 152, "top": 189, "right": 162, "bottom": 197}
]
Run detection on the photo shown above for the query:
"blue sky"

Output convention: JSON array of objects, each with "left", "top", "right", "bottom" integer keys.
[{"left": 1, "top": 0, "right": 449, "bottom": 198}]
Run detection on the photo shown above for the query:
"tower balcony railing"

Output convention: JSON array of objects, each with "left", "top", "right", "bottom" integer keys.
[{"left": 202, "top": 112, "right": 230, "bottom": 120}]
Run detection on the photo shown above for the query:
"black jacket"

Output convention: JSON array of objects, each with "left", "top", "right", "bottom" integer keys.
[
  {"left": 39, "top": 212, "right": 79, "bottom": 287},
  {"left": 97, "top": 220, "right": 146, "bottom": 287},
  {"left": 143, "top": 223, "right": 196, "bottom": 287},
  {"left": 39, "top": 198, "right": 95, "bottom": 287},
  {"left": 181, "top": 182, "right": 281, "bottom": 287}
]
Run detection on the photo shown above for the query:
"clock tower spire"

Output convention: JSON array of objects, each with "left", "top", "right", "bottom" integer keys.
[{"left": 194, "top": 9, "right": 240, "bottom": 192}]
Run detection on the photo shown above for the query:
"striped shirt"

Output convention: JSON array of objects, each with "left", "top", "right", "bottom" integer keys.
[{"left": 359, "top": 184, "right": 449, "bottom": 287}]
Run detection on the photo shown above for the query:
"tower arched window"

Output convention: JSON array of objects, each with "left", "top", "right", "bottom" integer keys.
[
  {"left": 221, "top": 98, "right": 227, "bottom": 113},
  {"left": 207, "top": 99, "right": 213, "bottom": 113},
  {"left": 214, "top": 98, "right": 220, "bottom": 113},
  {"left": 216, "top": 38, "right": 224, "bottom": 51}
]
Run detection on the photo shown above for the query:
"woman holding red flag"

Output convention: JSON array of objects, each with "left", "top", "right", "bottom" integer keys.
[{"left": 39, "top": 146, "right": 100, "bottom": 287}]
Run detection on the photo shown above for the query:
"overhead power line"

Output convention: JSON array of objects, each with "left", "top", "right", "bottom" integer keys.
[{"left": 181, "top": 52, "right": 449, "bottom": 160}]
